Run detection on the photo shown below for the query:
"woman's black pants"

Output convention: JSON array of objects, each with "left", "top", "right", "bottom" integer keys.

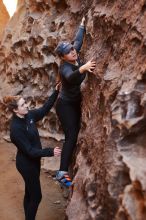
[
  {"left": 16, "top": 158, "right": 42, "bottom": 220},
  {"left": 56, "top": 98, "right": 81, "bottom": 171}
]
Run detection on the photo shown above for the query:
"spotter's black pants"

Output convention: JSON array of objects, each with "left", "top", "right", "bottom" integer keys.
[{"left": 16, "top": 155, "right": 42, "bottom": 220}]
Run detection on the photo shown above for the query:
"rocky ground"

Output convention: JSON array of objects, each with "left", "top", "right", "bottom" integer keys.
[{"left": 0, "top": 141, "right": 66, "bottom": 220}]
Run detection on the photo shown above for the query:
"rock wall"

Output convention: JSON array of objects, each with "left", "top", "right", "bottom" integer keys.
[
  {"left": 1, "top": 0, "right": 146, "bottom": 219},
  {"left": 0, "top": 0, "right": 9, "bottom": 39}
]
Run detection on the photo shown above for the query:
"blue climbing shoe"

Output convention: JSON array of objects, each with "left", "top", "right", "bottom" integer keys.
[{"left": 56, "top": 171, "right": 72, "bottom": 188}]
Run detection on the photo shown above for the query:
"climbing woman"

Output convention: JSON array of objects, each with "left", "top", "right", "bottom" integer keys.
[
  {"left": 3, "top": 84, "right": 61, "bottom": 220},
  {"left": 55, "top": 17, "right": 96, "bottom": 187}
]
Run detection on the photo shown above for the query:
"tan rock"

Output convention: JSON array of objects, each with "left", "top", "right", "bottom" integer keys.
[{"left": 0, "top": 0, "right": 9, "bottom": 39}]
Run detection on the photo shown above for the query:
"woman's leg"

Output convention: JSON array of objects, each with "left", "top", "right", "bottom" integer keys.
[
  {"left": 17, "top": 165, "right": 42, "bottom": 220},
  {"left": 56, "top": 99, "right": 81, "bottom": 171},
  {"left": 25, "top": 171, "right": 42, "bottom": 220},
  {"left": 24, "top": 186, "right": 30, "bottom": 217}
]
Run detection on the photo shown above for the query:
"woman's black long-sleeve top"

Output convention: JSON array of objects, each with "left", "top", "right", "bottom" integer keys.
[
  {"left": 59, "top": 26, "right": 86, "bottom": 101},
  {"left": 10, "top": 90, "right": 58, "bottom": 165}
]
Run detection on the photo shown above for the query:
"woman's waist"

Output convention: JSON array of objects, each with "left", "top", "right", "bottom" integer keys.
[
  {"left": 59, "top": 93, "right": 82, "bottom": 102},
  {"left": 59, "top": 88, "right": 81, "bottom": 100},
  {"left": 16, "top": 150, "right": 41, "bottom": 163}
]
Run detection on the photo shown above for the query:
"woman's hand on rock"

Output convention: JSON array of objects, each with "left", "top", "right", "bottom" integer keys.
[{"left": 79, "top": 60, "right": 96, "bottom": 73}]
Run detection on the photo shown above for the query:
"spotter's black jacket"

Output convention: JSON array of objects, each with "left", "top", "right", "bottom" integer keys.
[{"left": 10, "top": 90, "right": 59, "bottom": 166}]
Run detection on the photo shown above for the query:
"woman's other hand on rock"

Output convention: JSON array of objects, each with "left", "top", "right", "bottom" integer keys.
[
  {"left": 81, "top": 16, "right": 86, "bottom": 26},
  {"left": 55, "top": 82, "right": 61, "bottom": 91}
]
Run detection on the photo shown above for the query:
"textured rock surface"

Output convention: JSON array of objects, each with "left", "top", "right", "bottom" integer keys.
[
  {"left": 1, "top": 0, "right": 146, "bottom": 219},
  {"left": 0, "top": 0, "right": 9, "bottom": 39}
]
